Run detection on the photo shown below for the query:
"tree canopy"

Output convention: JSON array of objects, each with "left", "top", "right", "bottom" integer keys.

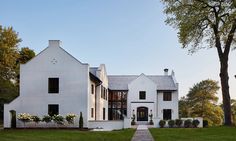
[
  {"left": 162, "top": 0, "right": 236, "bottom": 125},
  {"left": 179, "top": 79, "right": 223, "bottom": 126}
]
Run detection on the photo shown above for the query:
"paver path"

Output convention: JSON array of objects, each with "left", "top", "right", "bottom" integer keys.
[{"left": 131, "top": 125, "right": 154, "bottom": 141}]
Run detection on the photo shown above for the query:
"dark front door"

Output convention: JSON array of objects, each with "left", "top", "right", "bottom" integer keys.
[{"left": 137, "top": 107, "right": 148, "bottom": 121}]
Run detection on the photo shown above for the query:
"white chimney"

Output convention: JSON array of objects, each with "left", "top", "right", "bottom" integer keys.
[
  {"left": 48, "top": 40, "right": 61, "bottom": 47},
  {"left": 164, "top": 68, "right": 168, "bottom": 75}
]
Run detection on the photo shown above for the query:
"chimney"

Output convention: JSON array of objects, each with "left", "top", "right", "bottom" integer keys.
[
  {"left": 48, "top": 40, "right": 61, "bottom": 47},
  {"left": 164, "top": 68, "right": 168, "bottom": 75}
]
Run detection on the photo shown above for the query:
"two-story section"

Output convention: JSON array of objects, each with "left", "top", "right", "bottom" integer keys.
[
  {"left": 108, "top": 69, "right": 178, "bottom": 124},
  {"left": 4, "top": 40, "right": 109, "bottom": 128}
]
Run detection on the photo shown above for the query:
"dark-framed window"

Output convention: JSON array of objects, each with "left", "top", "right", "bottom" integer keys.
[
  {"left": 103, "top": 108, "right": 106, "bottom": 120},
  {"left": 108, "top": 90, "right": 127, "bottom": 120},
  {"left": 91, "top": 108, "right": 94, "bottom": 118},
  {"left": 91, "top": 84, "right": 94, "bottom": 94},
  {"left": 139, "top": 91, "right": 146, "bottom": 100},
  {"left": 48, "top": 78, "right": 59, "bottom": 93},
  {"left": 163, "top": 109, "right": 172, "bottom": 120},
  {"left": 48, "top": 104, "right": 59, "bottom": 116},
  {"left": 163, "top": 92, "right": 172, "bottom": 101}
]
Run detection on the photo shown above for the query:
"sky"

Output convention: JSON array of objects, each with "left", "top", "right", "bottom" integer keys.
[{"left": 1, "top": 0, "right": 236, "bottom": 102}]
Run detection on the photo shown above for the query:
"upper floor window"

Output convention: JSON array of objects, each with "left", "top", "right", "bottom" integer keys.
[
  {"left": 48, "top": 104, "right": 59, "bottom": 116},
  {"left": 139, "top": 91, "right": 146, "bottom": 100},
  {"left": 163, "top": 92, "right": 172, "bottom": 101},
  {"left": 91, "top": 84, "right": 94, "bottom": 94},
  {"left": 48, "top": 78, "right": 59, "bottom": 93}
]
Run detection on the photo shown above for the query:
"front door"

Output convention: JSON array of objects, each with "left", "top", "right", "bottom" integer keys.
[{"left": 137, "top": 107, "right": 148, "bottom": 121}]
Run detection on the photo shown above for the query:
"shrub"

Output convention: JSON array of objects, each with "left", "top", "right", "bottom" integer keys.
[
  {"left": 66, "top": 113, "right": 77, "bottom": 124},
  {"left": 17, "top": 113, "right": 32, "bottom": 127},
  {"left": 203, "top": 120, "right": 208, "bottom": 128},
  {"left": 168, "top": 120, "right": 175, "bottom": 128},
  {"left": 192, "top": 119, "right": 200, "bottom": 128},
  {"left": 184, "top": 119, "right": 192, "bottom": 128},
  {"left": 53, "top": 115, "right": 64, "bottom": 125},
  {"left": 159, "top": 120, "right": 166, "bottom": 128},
  {"left": 17, "top": 113, "right": 32, "bottom": 122},
  {"left": 175, "top": 119, "right": 183, "bottom": 127},
  {"left": 79, "top": 112, "right": 83, "bottom": 128},
  {"left": 31, "top": 115, "right": 41, "bottom": 123},
  {"left": 42, "top": 115, "right": 52, "bottom": 123}
]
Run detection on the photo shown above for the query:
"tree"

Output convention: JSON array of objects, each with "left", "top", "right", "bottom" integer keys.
[
  {"left": 184, "top": 79, "right": 223, "bottom": 126},
  {"left": 0, "top": 25, "right": 21, "bottom": 80},
  {"left": 18, "top": 47, "right": 35, "bottom": 64},
  {"left": 179, "top": 96, "right": 191, "bottom": 118},
  {"left": 230, "top": 99, "right": 236, "bottom": 125},
  {"left": 79, "top": 112, "right": 83, "bottom": 128},
  {"left": 162, "top": 0, "right": 236, "bottom": 126},
  {"left": 0, "top": 25, "right": 35, "bottom": 121},
  {"left": 15, "top": 47, "right": 35, "bottom": 85}
]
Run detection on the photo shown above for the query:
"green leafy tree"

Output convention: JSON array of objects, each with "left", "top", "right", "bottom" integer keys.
[
  {"left": 0, "top": 25, "right": 21, "bottom": 80},
  {"left": 15, "top": 47, "right": 35, "bottom": 85},
  {"left": 18, "top": 47, "right": 35, "bottom": 64},
  {"left": 179, "top": 96, "right": 191, "bottom": 118},
  {"left": 186, "top": 79, "right": 223, "bottom": 126},
  {"left": 162, "top": 0, "right": 236, "bottom": 126}
]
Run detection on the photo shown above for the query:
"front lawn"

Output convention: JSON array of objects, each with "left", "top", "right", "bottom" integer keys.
[
  {"left": 149, "top": 126, "right": 236, "bottom": 141},
  {"left": 0, "top": 128, "right": 135, "bottom": 141}
]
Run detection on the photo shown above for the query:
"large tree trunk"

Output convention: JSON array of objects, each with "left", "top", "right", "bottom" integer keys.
[{"left": 220, "top": 56, "right": 232, "bottom": 125}]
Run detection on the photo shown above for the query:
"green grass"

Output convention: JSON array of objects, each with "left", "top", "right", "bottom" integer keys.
[
  {"left": 0, "top": 128, "right": 135, "bottom": 141},
  {"left": 149, "top": 126, "right": 236, "bottom": 141}
]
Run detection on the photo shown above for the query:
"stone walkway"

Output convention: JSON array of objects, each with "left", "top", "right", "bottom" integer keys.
[{"left": 131, "top": 125, "right": 154, "bottom": 141}]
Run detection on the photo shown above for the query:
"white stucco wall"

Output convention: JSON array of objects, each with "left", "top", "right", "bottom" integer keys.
[
  {"left": 88, "top": 120, "right": 124, "bottom": 131},
  {"left": 95, "top": 64, "right": 108, "bottom": 120},
  {"left": 127, "top": 74, "right": 157, "bottom": 120},
  {"left": 89, "top": 81, "right": 96, "bottom": 120},
  {"left": 157, "top": 90, "right": 179, "bottom": 120},
  {"left": 4, "top": 40, "right": 90, "bottom": 128}
]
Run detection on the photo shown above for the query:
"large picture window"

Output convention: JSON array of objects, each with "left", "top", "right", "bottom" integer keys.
[
  {"left": 108, "top": 91, "right": 127, "bottom": 120},
  {"left": 48, "top": 78, "right": 59, "bottom": 93}
]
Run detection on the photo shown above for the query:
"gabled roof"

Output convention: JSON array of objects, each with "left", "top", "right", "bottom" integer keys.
[{"left": 108, "top": 75, "right": 177, "bottom": 91}]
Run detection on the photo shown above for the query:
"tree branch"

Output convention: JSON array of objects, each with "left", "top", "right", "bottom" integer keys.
[{"left": 224, "top": 19, "right": 236, "bottom": 56}]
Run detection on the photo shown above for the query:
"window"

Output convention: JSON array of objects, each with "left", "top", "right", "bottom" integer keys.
[
  {"left": 91, "top": 108, "right": 94, "bottom": 118},
  {"left": 103, "top": 108, "right": 106, "bottom": 120},
  {"left": 48, "top": 78, "right": 59, "bottom": 93},
  {"left": 101, "top": 86, "right": 104, "bottom": 98},
  {"left": 163, "top": 92, "right": 172, "bottom": 101},
  {"left": 139, "top": 91, "right": 146, "bottom": 100},
  {"left": 163, "top": 109, "right": 172, "bottom": 120},
  {"left": 91, "top": 84, "right": 94, "bottom": 94},
  {"left": 108, "top": 91, "right": 127, "bottom": 120},
  {"left": 48, "top": 104, "right": 59, "bottom": 116}
]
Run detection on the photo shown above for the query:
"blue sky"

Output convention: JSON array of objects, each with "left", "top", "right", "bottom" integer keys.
[{"left": 1, "top": 0, "right": 236, "bottom": 101}]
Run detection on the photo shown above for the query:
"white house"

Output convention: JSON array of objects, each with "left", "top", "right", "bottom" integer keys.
[{"left": 4, "top": 40, "right": 179, "bottom": 129}]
